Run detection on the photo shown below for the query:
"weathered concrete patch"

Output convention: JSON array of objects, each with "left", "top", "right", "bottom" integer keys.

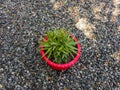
[
  {"left": 52, "top": 0, "right": 66, "bottom": 10},
  {"left": 68, "top": 6, "right": 80, "bottom": 22},
  {"left": 112, "top": 0, "right": 120, "bottom": 16},
  {"left": 75, "top": 18, "right": 96, "bottom": 39},
  {"left": 92, "top": 2, "right": 108, "bottom": 22},
  {"left": 118, "top": 26, "right": 120, "bottom": 32},
  {"left": 111, "top": 51, "right": 120, "bottom": 63}
]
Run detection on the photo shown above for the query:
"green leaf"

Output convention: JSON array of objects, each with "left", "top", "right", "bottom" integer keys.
[
  {"left": 39, "top": 28, "right": 79, "bottom": 64},
  {"left": 44, "top": 47, "right": 52, "bottom": 57},
  {"left": 69, "top": 51, "right": 74, "bottom": 58}
]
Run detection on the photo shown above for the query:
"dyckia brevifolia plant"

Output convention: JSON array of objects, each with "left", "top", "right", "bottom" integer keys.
[{"left": 40, "top": 29, "right": 78, "bottom": 64}]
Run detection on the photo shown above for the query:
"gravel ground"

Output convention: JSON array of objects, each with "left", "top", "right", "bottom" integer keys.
[{"left": 0, "top": 0, "right": 120, "bottom": 90}]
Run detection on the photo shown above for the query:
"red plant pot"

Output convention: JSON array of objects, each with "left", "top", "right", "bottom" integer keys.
[{"left": 40, "top": 34, "right": 81, "bottom": 71}]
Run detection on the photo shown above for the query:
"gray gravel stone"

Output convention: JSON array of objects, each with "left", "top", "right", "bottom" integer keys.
[{"left": 0, "top": 0, "right": 120, "bottom": 90}]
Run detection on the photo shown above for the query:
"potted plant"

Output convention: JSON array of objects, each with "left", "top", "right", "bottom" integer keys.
[{"left": 39, "top": 29, "right": 81, "bottom": 71}]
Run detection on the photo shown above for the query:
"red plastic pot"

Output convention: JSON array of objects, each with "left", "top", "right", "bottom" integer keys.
[{"left": 40, "top": 34, "right": 81, "bottom": 71}]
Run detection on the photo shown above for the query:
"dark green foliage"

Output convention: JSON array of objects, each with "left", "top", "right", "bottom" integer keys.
[{"left": 39, "top": 29, "right": 78, "bottom": 64}]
